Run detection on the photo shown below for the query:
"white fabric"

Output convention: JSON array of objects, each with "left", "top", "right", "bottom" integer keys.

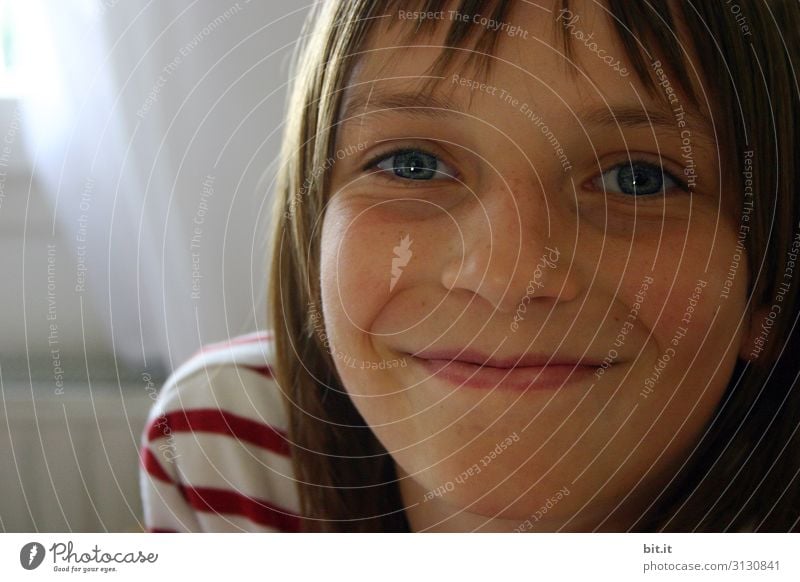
[{"left": 140, "top": 332, "right": 301, "bottom": 532}]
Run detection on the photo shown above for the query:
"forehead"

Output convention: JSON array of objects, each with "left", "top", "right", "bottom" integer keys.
[
  {"left": 354, "top": 3, "right": 621, "bottom": 96},
  {"left": 340, "top": 0, "right": 706, "bottom": 135}
]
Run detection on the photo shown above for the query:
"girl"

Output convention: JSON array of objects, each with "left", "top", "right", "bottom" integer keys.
[{"left": 141, "top": 0, "right": 800, "bottom": 532}]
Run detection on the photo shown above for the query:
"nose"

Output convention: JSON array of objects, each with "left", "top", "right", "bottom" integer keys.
[{"left": 440, "top": 180, "right": 581, "bottom": 314}]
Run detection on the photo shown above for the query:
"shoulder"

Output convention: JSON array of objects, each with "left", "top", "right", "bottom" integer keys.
[
  {"left": 152, "top": 330, "right": 286, "bottom": 432},
  {"left": 140, "top": 331, "right": 303, "bottom": 532}
]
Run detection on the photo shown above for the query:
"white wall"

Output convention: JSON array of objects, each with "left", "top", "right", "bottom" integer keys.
[{"left": 0, "top": 0, "right": 311, "bottom": 532}]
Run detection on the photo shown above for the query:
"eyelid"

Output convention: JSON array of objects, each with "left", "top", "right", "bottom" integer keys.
[
  {"left": 588, "top": 154, "right": 689, "bottom": 193},
  {"left": 358, "top": 144, "right": 689, "bottom": 193},
  {"left": 361, "top": 142, "right": 461, "bottom": 181}
]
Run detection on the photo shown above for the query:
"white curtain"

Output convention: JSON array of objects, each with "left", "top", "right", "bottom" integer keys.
[{"left": 21, "top": 0, "right": 310, "bottom": 372}]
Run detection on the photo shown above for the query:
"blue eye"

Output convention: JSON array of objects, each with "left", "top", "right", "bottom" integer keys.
[
  {"left": 595, "top": 161, "right": 681, "bottom": 196},
  {"left": 373, "top": 149, "right": 455, "bottom": 181}
]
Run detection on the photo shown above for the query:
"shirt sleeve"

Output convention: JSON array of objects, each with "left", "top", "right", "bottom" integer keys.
[
  {"left": 138, "top": 351, "right": 301, "bottom": 533},
  {"left": 139, "top": 391, "right": 203, "bottom": 533}
]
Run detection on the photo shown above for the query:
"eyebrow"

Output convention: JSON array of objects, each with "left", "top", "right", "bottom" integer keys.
[
  {"left": 339, "top": 87, "right": 712, "bottom": 139},
  {"left": 340, "top": 86, "right": 460, "bottom": 122}
]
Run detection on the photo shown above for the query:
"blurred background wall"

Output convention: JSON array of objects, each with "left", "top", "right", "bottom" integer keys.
[{"left": 0, "top": 0, "right": 310, "bottom": 532}]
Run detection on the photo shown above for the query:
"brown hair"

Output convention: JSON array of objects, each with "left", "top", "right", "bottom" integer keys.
[{"left": 267, "top": 0, "right": 800, "bottom": 531}]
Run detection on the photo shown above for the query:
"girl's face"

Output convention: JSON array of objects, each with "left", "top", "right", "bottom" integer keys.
[{"left": 319, "top": 1, "right": 756, "bottom": 531}]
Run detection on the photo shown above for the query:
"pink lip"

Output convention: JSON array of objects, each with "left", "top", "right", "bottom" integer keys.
[{"left": 411, "top": 349, "right": 603, "bottom": 391}]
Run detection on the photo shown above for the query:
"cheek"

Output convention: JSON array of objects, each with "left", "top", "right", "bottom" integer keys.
[
  {"left": 613, "top": 213, "right": 747, "bottom": 355},
  {"left": 608, "top": 215, "right": 748, "bottom": 428},
  {"left": 320, "top": 200, "right": 432, "bottom": 360},
  {"left": 319, "top": 204, "right": 385, "bottom": 354},
  {"left": 320, "top": 198, "right": 456, "bottom": 344}
]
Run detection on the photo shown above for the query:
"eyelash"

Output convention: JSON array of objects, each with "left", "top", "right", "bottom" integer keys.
[
  {"left": 362, "top": 147, "right": 689, "bottom": 195},
  {"left": 362, "top": 147, "right": 459, "bottom": 183},
  {"left": 589, "top": 156, "right": 690, "bottom": 196}
]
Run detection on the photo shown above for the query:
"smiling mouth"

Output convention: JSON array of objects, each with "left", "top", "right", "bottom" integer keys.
[{"left": 410, "top": 350, "right": 604, "bottom": 391}]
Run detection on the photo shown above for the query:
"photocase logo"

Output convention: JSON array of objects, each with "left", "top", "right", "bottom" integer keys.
[
  {"left": 389, "top": 233, "right": 413, "bottom": 292},
  {"left": 20, "top": 542, "right": 46, "bottom": 570}
]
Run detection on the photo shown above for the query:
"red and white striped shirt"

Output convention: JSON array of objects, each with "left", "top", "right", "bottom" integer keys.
[{"left": 139, "top": 331, "right": 304, "bottom": 532}]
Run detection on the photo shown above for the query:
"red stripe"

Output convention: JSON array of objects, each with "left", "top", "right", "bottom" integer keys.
[
  {"left": 141, "top": 447, "right": 173, "bottom": 484},
  {"left": 208, "top": 331, "right": 272, "bottom": 346},
  {"left": 242, "top": 364, "right": 273, "bottom": 378},
  {"left": 183, "top": 485, "right": 302, "bottom": 532},
  {"left": 146, "top": 409, "right": 290, "bottom": 456}
]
